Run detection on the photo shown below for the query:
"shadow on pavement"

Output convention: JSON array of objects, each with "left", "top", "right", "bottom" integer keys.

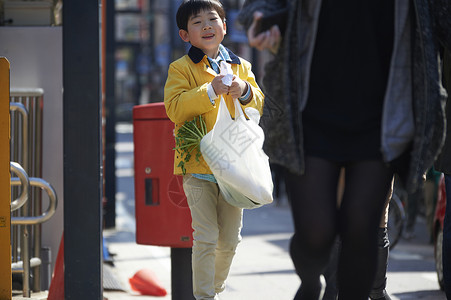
[{"left": 392, "top": 289, "right": 445, "bottom": 299}]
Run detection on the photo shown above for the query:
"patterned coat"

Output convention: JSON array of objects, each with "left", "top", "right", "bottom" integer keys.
[{"left": 239, "top": 0, "right": 451, "bottom": 192}]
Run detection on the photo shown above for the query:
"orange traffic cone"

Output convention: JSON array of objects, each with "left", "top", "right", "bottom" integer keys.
[
  {"left": 129, "top": 268, "right": 167, "bottom": 296},
  {"left": 48, "top": 233, "right": 64, "bottom": 300}
]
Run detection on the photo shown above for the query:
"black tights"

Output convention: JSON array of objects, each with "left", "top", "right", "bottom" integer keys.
[{"left": 285, "top": 156, "right": 393, "bottom": 300}]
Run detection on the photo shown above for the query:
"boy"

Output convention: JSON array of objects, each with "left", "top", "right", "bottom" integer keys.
[{"left": 164, "top": 1, "right": 264, "bottom": 299}]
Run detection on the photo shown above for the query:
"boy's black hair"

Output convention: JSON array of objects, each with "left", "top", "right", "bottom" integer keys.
[{"left": 176, "top": 0, "right": 226, "bottom": 31}]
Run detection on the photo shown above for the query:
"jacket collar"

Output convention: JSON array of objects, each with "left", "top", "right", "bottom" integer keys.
[{"left": 188, "top": 45, "right": 241, "bottom": 65}]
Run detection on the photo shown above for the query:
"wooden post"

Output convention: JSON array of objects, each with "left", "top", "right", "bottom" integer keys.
[{"left": 0, "top": 57, "right": 11, "bottom": 299}]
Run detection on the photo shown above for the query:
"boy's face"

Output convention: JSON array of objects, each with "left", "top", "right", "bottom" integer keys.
[{"left": 179, "top": 9, "right": 226, "bottom": 58}]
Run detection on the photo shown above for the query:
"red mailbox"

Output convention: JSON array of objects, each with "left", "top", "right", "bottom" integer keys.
[{"left": 133, "top": 102, "right": 193, "bottom": 248}]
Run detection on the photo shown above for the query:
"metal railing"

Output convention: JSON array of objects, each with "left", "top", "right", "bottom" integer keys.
[
  {"left": 10, "top": 162, "right": 29, "bottom": 212},
  {"left": 9, "top": 88, "right": 56, "bottom": 297},
  {"left": 11, "top": 176, "right": 58, "bottom": 225},
  {"left": 10, "top": 164, "right": 58, "bottom": 297}
]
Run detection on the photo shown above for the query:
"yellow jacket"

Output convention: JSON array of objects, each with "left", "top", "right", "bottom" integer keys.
[{"left": 164, "top": 46, "right": 264, "bottom": 175}]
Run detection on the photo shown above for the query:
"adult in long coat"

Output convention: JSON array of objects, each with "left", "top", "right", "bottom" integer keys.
[{"left": 239, "top": 1, "right": 451, "bottom": 299}]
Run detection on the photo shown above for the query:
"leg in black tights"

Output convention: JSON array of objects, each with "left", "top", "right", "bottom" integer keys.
[
  {"left": 285, "top": 157, "right": 341, "bottom": 299},
  {"left": 285, "top": 157, "right": 393, "bottom": 300},
  {"left": 337, "top": 160, "right": 393, "bottom": 300}
]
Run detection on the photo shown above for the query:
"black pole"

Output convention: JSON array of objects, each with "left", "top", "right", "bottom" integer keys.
[
  {"left": 171, "top": 248, "right": 195, "bottom": 300},
  {"left": 104, "top": 0, "right": 117, "bottom": 229},
  {"left": 63, "top": 0, "right": 103, "bottom": 299}
]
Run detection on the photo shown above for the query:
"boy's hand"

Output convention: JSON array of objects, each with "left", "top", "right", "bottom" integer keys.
[
  {"left": 228, "top": 76, "right": 248, "bottom": 99},
  {"left": 211, "top": 75, "right": 229, "bottom": 96}
]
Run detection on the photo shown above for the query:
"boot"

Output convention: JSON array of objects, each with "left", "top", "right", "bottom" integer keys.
[
  {"left": 322, "top": 238, "right": 340, "bottom": 300},
  {"left": 369, "top": 228, "right": 392, "bottom": 300}
]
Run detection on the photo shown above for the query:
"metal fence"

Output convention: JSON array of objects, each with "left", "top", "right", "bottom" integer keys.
[{"left": 10, "top": 88, "right": 55, "bottom": 297}]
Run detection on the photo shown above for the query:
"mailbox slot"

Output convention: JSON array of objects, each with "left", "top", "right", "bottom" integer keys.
[{"left": 144, "top": 178, "right": 159, "bottom": 206}]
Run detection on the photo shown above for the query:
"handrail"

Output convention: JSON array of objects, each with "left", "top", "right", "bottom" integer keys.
[
  {"left": 9, "top": 102, "right": 28, "bottom": 171},
  {"left": 10, "top": 162, "right": 29, "bottom": 212},
  {"left": 10, "top": 90, "right": 45, "bottom": 293},
  {"left": 10, "top": 176, "right": 57, "bottom": 298},
  {"left": 9, "top": 100, "right": 31, "bottom": 296},
  {"left": 10, "top": 88, "right": 44, "bottom": 98},
  {"left": 10, "top": 177, "right": 58, "bottom": 225}
]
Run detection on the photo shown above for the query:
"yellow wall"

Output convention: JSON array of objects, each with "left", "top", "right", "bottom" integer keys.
[{"left": 0, "top": 57, "right": 11, "bottom": 299}]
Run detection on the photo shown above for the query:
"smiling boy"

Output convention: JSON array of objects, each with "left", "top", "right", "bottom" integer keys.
[{"left": 164, "top": 1, "right": 264, "bottom": 299}]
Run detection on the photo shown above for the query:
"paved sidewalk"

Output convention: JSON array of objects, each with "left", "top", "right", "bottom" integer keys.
[
  {"left": 105, "top": 122, "right": 446, "bottom": 300},
  {"left": 103, "top": 201, "right": 447, "bottom": 300},
  {"left": 103, "top": 200, "right": 300, "bottom": 300}
]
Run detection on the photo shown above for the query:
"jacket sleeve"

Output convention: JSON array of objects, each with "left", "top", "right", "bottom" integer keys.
[
  {"left": 429, "top": 0, "right": 451, "bottom": 49},
  {"left": 239, "top": 59, "right": 265, "bottom": 116},
  {"left": 164, "top": 61, "right": 215, "bottom": 124}
]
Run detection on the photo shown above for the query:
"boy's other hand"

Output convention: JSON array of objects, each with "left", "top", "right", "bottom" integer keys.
[
  {"left": 211, "top": 75, "right": 229, "bottom": 96},
  {"left": 228, "top": 76, "right": 247, "bottom": 99},
  {"left": 247, "top": 11, "right": 281, "bottom": 54}
]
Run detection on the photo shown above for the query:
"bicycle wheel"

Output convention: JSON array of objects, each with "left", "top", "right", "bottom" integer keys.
[{"left": 387, "top": 193, "right": 405, "bottom": 250}]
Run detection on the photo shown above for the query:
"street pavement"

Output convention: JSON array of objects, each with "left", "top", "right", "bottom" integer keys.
[{"left": 103, "top": 123, "right": 446, "bottom": 300}]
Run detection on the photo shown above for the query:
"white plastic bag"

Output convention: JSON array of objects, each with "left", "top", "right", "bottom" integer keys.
[{"left": 200, "top": 96, "right": 274, "bottom": 209}]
